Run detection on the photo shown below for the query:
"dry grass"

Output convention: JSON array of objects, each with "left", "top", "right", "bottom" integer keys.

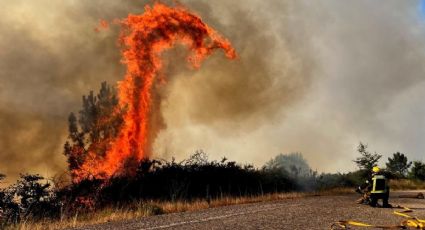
[
  {"left": 6, "top": 189, "right": 352, "bottom": 230},
  {"left": 390, "top": 179, "right": 425, "bottom": 191}
]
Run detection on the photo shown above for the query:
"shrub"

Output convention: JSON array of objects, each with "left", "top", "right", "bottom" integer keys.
[{"left": 59, "top": 151, "right": 295, "bottom": 210}]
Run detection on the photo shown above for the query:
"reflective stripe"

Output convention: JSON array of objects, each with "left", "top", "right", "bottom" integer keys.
[{"left": 371, "top": 175, "right": 387, "bottom": 194}]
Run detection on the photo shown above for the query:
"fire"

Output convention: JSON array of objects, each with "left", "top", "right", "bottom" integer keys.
[{"left": 74, "top": 3, "right": 236, "bottom": 181}]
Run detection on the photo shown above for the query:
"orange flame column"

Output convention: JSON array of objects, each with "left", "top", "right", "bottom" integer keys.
[{"left": 75, "top": 3, "right": 236, "bottom": 181}]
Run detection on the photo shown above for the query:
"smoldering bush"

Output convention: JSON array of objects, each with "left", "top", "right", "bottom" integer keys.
[{"left": 263, "top": 153, "right": 318, "bottom": 191}]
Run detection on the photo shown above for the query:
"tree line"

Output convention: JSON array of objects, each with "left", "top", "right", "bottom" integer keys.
[{"left": 354, "top": 142, "right": 425, "bottom": 180}]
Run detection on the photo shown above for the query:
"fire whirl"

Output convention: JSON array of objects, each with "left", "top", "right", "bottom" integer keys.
[{"left": 75, "top": 3, "right": 236, "bottom": 181}]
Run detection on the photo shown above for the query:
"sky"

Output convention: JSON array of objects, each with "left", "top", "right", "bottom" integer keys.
[{"left": 1, "top": 0, "right": 425, "bottom": 182}]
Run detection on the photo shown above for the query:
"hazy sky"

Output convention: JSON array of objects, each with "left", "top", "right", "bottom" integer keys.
[{"left": 1, "top": 0, "right": 425, "bottom": 182}]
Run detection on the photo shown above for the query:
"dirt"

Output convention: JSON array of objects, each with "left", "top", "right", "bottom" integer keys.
[{"left": 72, "top": 191, "right": 425, "bottom": 230}]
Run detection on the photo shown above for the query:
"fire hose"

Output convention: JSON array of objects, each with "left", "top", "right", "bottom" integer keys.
[
  {"left": 331, "top": 193, "right": 425, "bottom": 229},
  {"left": 331, "top": 207, "right": 425, "bottom": 229}
]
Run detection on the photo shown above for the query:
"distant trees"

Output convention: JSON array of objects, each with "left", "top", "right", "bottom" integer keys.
[
  {"left": 409, "top": 161, "right": 425, "bottom": 181},
  {"left": 63, "top": 82, "right": 124, "bottom": 179},
  {"left": 353, "top": 143, "right": 382, "bottom": 172},
  {"left": 351, "top": 143, "right": 425, "bottom": 181},
  {"left": 386, "top": 152, "right": 412, "bottom": 178}
]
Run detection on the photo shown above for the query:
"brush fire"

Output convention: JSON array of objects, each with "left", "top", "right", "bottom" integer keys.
[{"left": 68, "top": 3, "right": 236, "bottom": 182}]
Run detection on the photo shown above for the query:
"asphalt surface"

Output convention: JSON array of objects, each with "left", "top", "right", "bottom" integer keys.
[{"left": 74, "top": 191, "right": 425, "bottom": 230}]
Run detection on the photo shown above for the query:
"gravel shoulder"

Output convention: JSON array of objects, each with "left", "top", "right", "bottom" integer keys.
[{"left": 74, "top": 191, "right": 425, "bottom": 230}]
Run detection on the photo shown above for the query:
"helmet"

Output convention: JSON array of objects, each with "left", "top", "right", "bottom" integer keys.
[{"left": 372, "top": 166, "right": 380, "bottom": 173}]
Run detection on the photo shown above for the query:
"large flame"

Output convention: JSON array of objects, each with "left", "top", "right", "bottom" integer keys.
[{"left": 75, "top": 3, "right": 236, "bottom": 181}]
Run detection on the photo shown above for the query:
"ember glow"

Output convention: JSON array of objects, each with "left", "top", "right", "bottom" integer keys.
[{"left": 74, "top": 3, "right": 236, "bottom": 181}]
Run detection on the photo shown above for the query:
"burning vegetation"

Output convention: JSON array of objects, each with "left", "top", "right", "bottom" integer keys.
[{"left": 64, "top": 3, "right": 236, "bottom": 182}]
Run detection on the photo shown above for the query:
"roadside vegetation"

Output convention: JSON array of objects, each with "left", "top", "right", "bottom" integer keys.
[
  {"left": 2, "top": 144, "right": 425, "bottom": 229},
  {"left": 1, "top": 82, "right": 425, "bottom": 229}
]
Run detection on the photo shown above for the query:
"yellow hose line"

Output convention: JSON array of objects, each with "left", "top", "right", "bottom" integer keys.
[{"left": 331, "top": 206, "right": 425, "bottom": 229}]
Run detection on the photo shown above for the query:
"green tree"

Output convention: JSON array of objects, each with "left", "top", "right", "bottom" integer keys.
[
  {"left": 353, "top": 142, "right": 382, "bottom": 171},
  {"left": 385, "top": 152, "right": 411, "bottom": 178},
  {"left": 409, "top": 161, "right": 425, "bottom": 181},
  {"left": 63, "top": 82, "right": 124, "bottom": 179}
]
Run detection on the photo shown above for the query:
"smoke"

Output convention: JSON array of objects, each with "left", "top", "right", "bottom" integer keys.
[
  {"left": 154, "top": 0, "right": 314, "bottom": 160},
  {"left": 155, "top": 0, "right": 425, "bottom": 171},
  {"left": 0, "top": 0, "right": 126, "bottom": 181},
  {"left": 281, "top": 0, "right": 425, "bottom": 171},
  {"left": 1, "top": 0, "right": 425, "bottom": 181}
]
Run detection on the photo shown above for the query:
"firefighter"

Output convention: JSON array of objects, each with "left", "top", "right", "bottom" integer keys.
[
  {"left": 369, "top": 166, "right": 390, "bottom": 207},
  {"left": 355, "top": 166, "right": 390, "bottom": 207}
]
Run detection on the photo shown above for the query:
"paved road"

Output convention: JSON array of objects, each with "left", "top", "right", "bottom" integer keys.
[{"left": 76, "top": 191, "right": 425, "bottom": 230}]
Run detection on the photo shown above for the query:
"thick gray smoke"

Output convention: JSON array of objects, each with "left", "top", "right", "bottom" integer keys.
[
  {"left": 156, "top": 0, "right": 425, "bottom": 172},
  {"left": 1, "top": 0, "right": 425, "bottom": 182}
]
